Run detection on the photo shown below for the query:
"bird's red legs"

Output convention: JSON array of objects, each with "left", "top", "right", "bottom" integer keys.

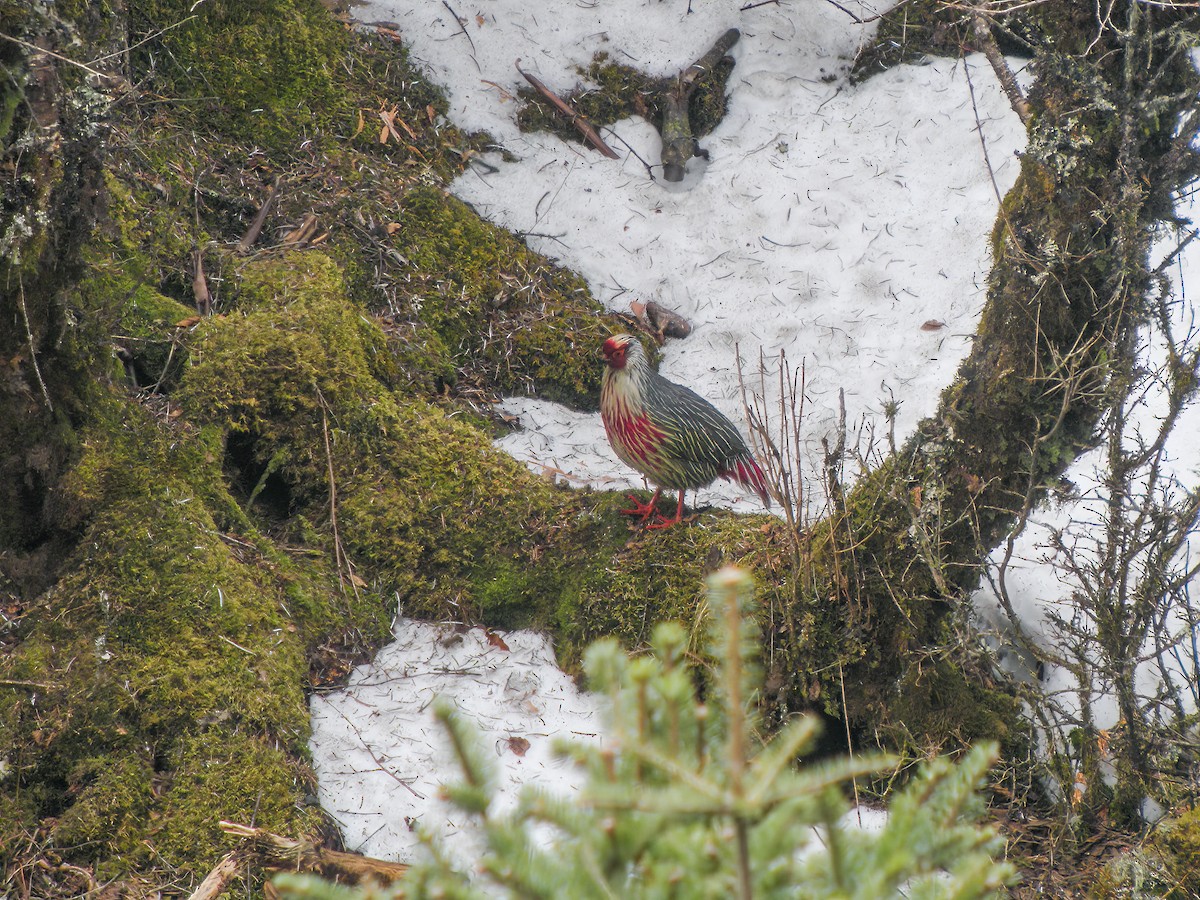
[
  {"left": 646, "top": 490, "right": 687, "bottom": 530},
  {"left": 621, "top": 487, "right": 663, "bottom": 523}
]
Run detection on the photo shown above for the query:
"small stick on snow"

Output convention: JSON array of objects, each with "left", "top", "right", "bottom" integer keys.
[
  {"left": 441, "top": 0, "right": 481, "bottom": 74},
  {"left": 516, "top": 61, "right": 620, "bottom": 159},
  {"left": 820, "top": 0, "right": 915, "bottom": 25}
]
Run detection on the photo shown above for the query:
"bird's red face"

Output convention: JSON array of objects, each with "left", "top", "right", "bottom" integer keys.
[{"left": 602, "top": 335, "right": 631, "bottom": 370}]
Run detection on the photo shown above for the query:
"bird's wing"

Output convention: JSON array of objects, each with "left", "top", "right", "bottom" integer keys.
[{"left": 648, "top": 376, "right": 754, "bottom": 471}]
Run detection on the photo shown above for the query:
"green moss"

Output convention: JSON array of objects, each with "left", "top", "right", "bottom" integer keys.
[
  {"left": 127, "top": 0, "right": 349, "bottom": 150},
  {"left": 51, "top": 755, "right": 156, "bottom": 876},
  {"left": 849, "top": 1, "right": 971, "bottom": 82},
  {"left": 0, "top": 385, "right": 375, "bottom": 877},
  {"left": 153, "top": 730, "right": 323, "bottom": 875},
  {"left": 886, "top": 654, "right": 1022, "bottom": 748},
  {"left": 1148, "top": 806, "right": 1200, "bottom": 897},
  {"left": 396, "top": 185, "right": 613, "bottom": 409}
]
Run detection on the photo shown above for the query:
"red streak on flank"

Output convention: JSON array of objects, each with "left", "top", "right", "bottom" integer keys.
[{"left": 611, "top": 411, "right": 665, "bottom": 461}]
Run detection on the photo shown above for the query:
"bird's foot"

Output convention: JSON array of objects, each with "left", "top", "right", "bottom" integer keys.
[
  {"left": 645, "top": 511, "right": 697, "bottom": 530},
  {"left": 645, "top": 514, "right": 681, "bottom": 530},
  {"left": 620, "top": 492, "right": 662, "bottom": 522}
]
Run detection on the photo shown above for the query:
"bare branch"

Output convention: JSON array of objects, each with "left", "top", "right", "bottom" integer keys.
[{"left": 972, "top": 12, "right": 1031, "bottom": 125}]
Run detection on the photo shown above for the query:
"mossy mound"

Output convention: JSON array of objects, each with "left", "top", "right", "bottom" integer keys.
[
  {"left": 395, "top": 185, "right": 612, "bottom": 408},
  {"left": 106, "top": 2, "right": 613, "bottom": 411},
  {"left": 0, "top": 391, "right": 343, "bottom": 880},
  {"left": 177, "top": 251, "right": 602, "bottom": 620},
  {"left": 126, "top": 0, "right": 352, "bottom": 151}
]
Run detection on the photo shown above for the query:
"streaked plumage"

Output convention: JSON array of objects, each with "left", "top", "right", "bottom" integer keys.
[{"left": 600, "top": 333, "right": 771, "bottom": 528}]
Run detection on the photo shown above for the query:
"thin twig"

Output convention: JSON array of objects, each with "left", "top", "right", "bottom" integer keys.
[
  {"left": 316, "top": 387, "right": 360, "bottom": 601},
  {"left": 17, "top": 276, "right": 52, "bottom": 411},
  {"left": 962, "top": 56, "right": 1006, "bottom": 208},
  {"left": 838, "top": 662, "right": 861, "bottom": 816},
  {"left": 441, "top": 0, "right": 481, "bottom": 74},
  {"left": 0, "top": 30, "right": 108, "bottom": 79},
  {"left": 820, "top": 0, "right": 916, "bottom": 25},
  {"left": 86, "top": 15, "right": 199, "bottom": 66}
]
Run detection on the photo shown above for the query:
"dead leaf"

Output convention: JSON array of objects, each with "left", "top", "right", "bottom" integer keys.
[
  {"left": 910, "top": 485, "right": 922, "bottom": 508},
  {"left": 395, "top": 116, "right": 418, "bottom": 140},
  {"left": 386, "top": 222, "right": 401, "bottom": 235},
  {"left": 920, "top": 319, "right": 946, "bottom": 331},
  {"left": 485, "top": 630, "right": 510, "bottom": 652},
  {"left": 175, "top": 315, "right": 202, "bottom": 328},
  {"left": 352, "top": 109, "right": 366, "bottom": 140},
  {"left": 379, "top": 107, "right": 406, "bottom": 145},
  {"left": 505, "top": 736, "right": 530, "bottom": 757}
]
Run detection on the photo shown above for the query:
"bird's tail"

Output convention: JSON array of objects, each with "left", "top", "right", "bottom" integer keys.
[{"left": 722, "top": 456, "right": 772, "bottom": 509}]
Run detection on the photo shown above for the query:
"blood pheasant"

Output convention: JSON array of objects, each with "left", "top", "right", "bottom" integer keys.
[{"left": 600, "top": 333, "right": 771, "bottom": 528}]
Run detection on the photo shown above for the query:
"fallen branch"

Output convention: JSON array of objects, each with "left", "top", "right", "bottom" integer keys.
[
  {"left": 678, "top": 27, "right": 740, "bottom": 93},
  {"left": 660, "top": 28, "right": 740, "bottom": 181},
  {"left": 186, "top": 822, "right": 411, "bottom": 900},
  {"left": 516, "top": 61, "right": 619, "bottom": 159}
]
